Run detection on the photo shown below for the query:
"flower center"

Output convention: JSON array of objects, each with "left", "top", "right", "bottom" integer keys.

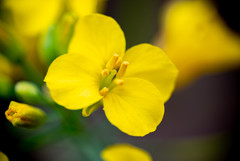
[{"left": 99, "top": 54, "right": 129, "bottom": 97}]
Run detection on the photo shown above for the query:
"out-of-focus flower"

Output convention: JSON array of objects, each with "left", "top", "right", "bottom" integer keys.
[
  {"left": 15, "top": 81, "right": 42, "bottom": 104},
  {"left": 101, "top": 143, "right": 152, "bottom": 161},
  {"left": 3, "top": 0, "right": 107, "bottom": 37},
  {"left": 154, "top": 0, "right": 240, "bottom": 87},
  {"left": 5, "top": 101, "right": 46, "bottom": 129},
  {"left": 0, "top": 152, "right": 9, "bottom": 161},
  {"left": 44, "top": 14, "right": 178, "bottom": 136},
  {"left": 2, "top": 0, "right": 108, "bottom": 71}
]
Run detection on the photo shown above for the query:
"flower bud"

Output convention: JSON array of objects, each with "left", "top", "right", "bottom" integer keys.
[
  {"left": 15, "top": 81, "right": 42, "bottom": 104},
  {"left": 5, "top": 101, "right": 46, "bottom": 129},
  {"left": 39, "top": 13, "right": 77, "bottom": 66},
  {"left": 0, "top": 151, "right": 9, "bottom": 161},
  {"left": 55, "top": 13, "right": 77, "bottom": 54}
]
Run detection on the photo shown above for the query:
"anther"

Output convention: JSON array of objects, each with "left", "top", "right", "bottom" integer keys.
[
  {"left": 116, "top": 61, "right": 129, "bottom": 78},
  {"left": 114, "top": 79, "right": 124, "bottom": 86},
  {"left": 114, "top": 57, "right": 123, "bottom": 69},
  {"left": 106, "top": 54, "right": 119, "bottom": 70},
  {"left": 101, "top": 69, "right": 109, "bottom": 77},
  {"left": 99, "top": 87, "right": 109, "bottom": 97}
]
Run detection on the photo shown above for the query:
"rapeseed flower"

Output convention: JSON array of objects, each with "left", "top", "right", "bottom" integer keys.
[
  {"left": 101, "top": 143, "right": 152, "bottom": 161},
  {"left": 44, "top": 14, "right": 178, "bottom": 136},
  {"left": 155, "top": 0, "right": 240, "bottom": 87},
  {"left": 3, "top": 0, "right": 107, "bottom": 37}
]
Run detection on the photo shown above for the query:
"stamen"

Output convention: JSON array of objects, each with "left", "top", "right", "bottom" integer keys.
[
  {"left": 101, "top": 69, "right": 109, "bottom": 77},
  {"left": 114, "top": 79, "right": 124, "bottom": 86},
  {"left": 106, "top": 54, "right": 119, "bottom": 70},
  {"left": 116, "top": 61, "right": 129, "bottom": 78},
  {"left": 114, "top": 57, "right": 123, "bottom": 69},
  {"left": 99, "top": 87, "right": 109, "bottom": 97}
]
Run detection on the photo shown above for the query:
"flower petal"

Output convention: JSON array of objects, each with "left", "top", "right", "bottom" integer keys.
[
  {"left": 4, "top": 0, "right": 62, "bottom": 36},
  {"left": 68, "top": 0, "right": 98, "bottom": 17},
  {"left": 0, "top": 151, "right": 9, "bottom": 161},
  {"left": 68, "top": 14, "right": 126, "bottom": 68},
  {"left": 103, "top": 78, "right": 164, "bottom": 137},
  {"left": 162, "top": 0, "right": 240, "bottom": 87},
  {"left": 124, "top": 43, "right": 178, "bottom": 102},
  {"left": 44, "top": 53, "right": 103, "bottom": 110},
  {"left": 101, "top": 143, "right": 152, "bottom": 161}
]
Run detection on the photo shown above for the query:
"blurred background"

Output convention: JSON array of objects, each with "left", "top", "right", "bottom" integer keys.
[{"left": 0, "top": 0, "right": 240, "bottom": 161}]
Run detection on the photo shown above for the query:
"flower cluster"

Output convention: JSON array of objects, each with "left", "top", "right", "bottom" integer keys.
[{"left": 1, "top": 1, "right": 178, "bottom": 160}]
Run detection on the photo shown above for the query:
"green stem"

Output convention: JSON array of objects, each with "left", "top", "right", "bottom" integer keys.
[{"left": 38, "top": 87, "right": 105, "bottom": 160}]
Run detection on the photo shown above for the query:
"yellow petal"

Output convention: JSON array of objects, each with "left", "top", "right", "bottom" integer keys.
[
  {"left": 44, "top": 53, "right": 103, "bottom": 110},
  {"left": 4, "top": 0, "right": 62, "bottom": 36},
  {"left": 124, "top": 43, "right": 178, "bottom": 102},
  {"left": 68, "top": 0, "right": 98, "bottom": 17},
  {"left": 0, "top": 151, "right": 9, "bottom": 161},
  {"left": 162, "top": 0, "right": 240, "bottom": 87},
  {"left": 68, "top": 14, "right": 126, "bottom": 68},
  {"left": 103, "top": 78, "right": 164, "bottom": 137},
  {"left": 101, "top": 143, "right": 152, "bottom": 161}
]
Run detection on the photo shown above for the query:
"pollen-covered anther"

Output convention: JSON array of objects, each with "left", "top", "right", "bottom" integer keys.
[
  {"left": 114, "top": 57, "right": 123, "bottom": 69},
  {"left": 106, "top": 54, "right": 119, "bottom": 70},
  {"left": 99, "top": 87, "right": 109, "bottom": 97},
  {"left": 101, "top": 69, "right": 109, "bottom": 77},
  {"left": 116, "top": 61, "right": 129, "bottom": 78},
  {"left": 114, "top": 78, "right": 124, "bottom": 86}
]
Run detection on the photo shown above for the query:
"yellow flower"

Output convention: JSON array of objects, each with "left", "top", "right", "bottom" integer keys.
[
  {"left": 0, "top": 152, "right": 9, "bottom": 161},
  {"left": 44, "top": 14, "right": 178, "bottom": 136},
  {"left": 5, "top": 101, "right": 46, "bottom": 129},
  {"left": 101, "top": 143, "right": 152, "bottom": 161},
  {"left": 155, "top": 0, "right": 240, "bottom": 87},
  {"left": 4, "top": 0, "right": 107, "bottom": 37}
]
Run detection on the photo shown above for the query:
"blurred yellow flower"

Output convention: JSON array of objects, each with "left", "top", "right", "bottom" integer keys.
[
  {"left": 101, "top": 143, "right": 152, "bottom": 161},
  {"left": 4, "top": 0, "right": 107, "bottom": 37},
  {"left": 155, "top": 0, "right": 240, "bottom": 87},
  {"left": 5, "top": 101, "right": 46, "bottom": 129},
  {"left": 44, "top": 14, "right": 178, "bottom": 136},
  {"left": 0, "top": 53, "right": 23, "bottom": 80},
  {"left": 0, "top": 152, "right": 9, "bottom": 161}
]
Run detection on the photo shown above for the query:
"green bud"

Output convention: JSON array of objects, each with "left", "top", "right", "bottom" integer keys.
[
  {"left": 55, "top": 13, "right": 77, "bottom": 54},
  {"left": 15, "top": 81, "right": 42, "bottom": 104},
  {"left": 0, "top": 74, "right": 14, "bottom": 98},
  {"left": 39, "top": 13, "right": 77, "bottom": 66},
  {"left": 5, "top": 101, "right": 46, "bottom": 129}
]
